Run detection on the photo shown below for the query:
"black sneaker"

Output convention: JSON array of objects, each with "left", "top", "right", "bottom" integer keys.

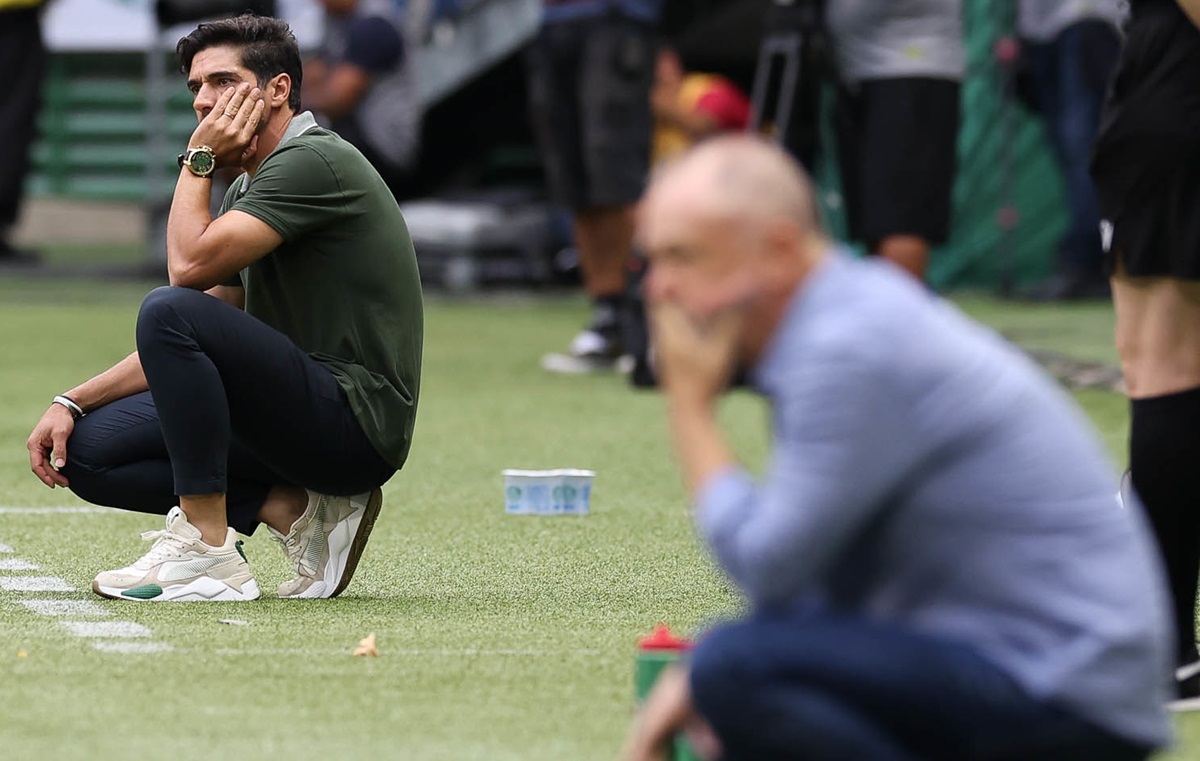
[
  {"left": 0, "top": 239, "right": 40, "bottom": 266},
  {"left": 1169, "top": 661, "right": 1200, "bottom": 712}
]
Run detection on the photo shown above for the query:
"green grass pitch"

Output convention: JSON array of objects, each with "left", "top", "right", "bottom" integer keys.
[{"left": 0, "top": 274, "right": 1196, "bottom": 760}]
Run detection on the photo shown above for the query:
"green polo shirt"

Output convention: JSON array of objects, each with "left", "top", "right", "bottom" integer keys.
[{"left": 220, "top": 113, "right": 422, "bottom": 468}]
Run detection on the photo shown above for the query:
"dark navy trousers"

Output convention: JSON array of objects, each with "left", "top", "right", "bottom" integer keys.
[{"left": 689, "top": 608, "right": 1152, "bottom": 761}]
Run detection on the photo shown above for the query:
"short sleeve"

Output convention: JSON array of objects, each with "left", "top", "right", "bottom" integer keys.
[
  {"left": 230, "top": 144, "right": 363, "bottom": 240},
  {"left": 343, "top": 16, "right": 404, "bottom": 72}
]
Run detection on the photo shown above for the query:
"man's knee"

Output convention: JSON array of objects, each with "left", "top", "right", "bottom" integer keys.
[
  {"left": 689, "top": 623, "right": 763, "bottom": 724},
  {"left": 136, "top": 286, "right": 207, "bottom": 349},
  {"left": 59, "top": 422, "right": 111, "bottom": 504}
]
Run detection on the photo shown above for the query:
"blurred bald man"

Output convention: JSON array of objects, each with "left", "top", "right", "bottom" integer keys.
[{"left": 620, "top": 136, "right": 1173, "bottom": 761}]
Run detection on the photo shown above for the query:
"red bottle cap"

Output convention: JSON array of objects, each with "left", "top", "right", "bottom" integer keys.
[{"left": 637, "top": 623, "right": 692, "bottom": 652}]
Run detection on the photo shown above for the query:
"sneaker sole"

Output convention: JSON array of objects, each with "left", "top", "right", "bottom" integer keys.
[
  {"left": 327, "top": 488, "right": 382, "bottom": 599},
  {"left": 541, "top": 352, "right": 626, "bottom": 375},
  {"left": 92, "top": 577, "right": 261, "bottom": 602}
]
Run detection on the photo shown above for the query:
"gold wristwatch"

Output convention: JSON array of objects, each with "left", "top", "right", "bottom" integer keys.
[{"left": 177, "top": 146, "right": 216, "bottom": 178}]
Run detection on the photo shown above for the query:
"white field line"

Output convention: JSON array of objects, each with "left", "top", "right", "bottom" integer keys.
[
  {"left": 0, "top": 539, "right": 174, "bottom": 655},
  {"left": 61, "top": 621, "right": 152, "bottom": 638},
  {"left": 18, "top": 599, "right": 111, "bottom": 617},
  {"left": 92, "top": 641, "right": 174, "bottom": 654},
  {"left": 0, "top": 558, "right": 40, "bottom": 571},
  {"left": 0, "top": 576, "right": 75, "bottom": 592},
  {"left": 212, "top": 647, "right": 604, "bottom": 657},
  {"left": 0, "top": 506, "right": 118, "bottom": 515}
]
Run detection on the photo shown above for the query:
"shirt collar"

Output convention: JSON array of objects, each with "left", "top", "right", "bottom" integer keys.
[
  {"left": 237, "top": 111, "right": 319, "bottom": 195},
  {"left": 749, "top": 245, "right": 847, "bottom": 394}
]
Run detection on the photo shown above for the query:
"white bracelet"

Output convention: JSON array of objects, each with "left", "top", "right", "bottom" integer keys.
[{"left": 52, "top": 395, "right": 84, "bottom": 420}]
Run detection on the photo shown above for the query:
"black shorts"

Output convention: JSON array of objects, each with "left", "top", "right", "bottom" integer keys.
[
  {"left": 834, "top": 77, "right": 961, "bottom": 248},
  {"left": 1091, "top": 0, "right": 1200, "bottom": 279},
  {"left": 525, "top": 15, "right": 656, "bottom": 210}
]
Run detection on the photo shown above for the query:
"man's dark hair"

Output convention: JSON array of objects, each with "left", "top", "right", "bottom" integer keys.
[{"left": 176, "top": 14, "right": 302, "bottom": 112}]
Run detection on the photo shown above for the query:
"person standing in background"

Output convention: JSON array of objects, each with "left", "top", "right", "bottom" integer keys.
[
  {"left": 528, "top": 0, "right": 662, "bottom": 375},
  {"left": 1092, "top": 0, "right": 1200, "bottom": 701},
  {"left": 826, "top": 0, "right": 965, "bottom": 282},
  {"left": 1018, "top": 0, "right": 1125, "bottom": 302},
  {"left": 306, "top": 0, "right": 421, "bottom": 200},
  {"left": 0, "top": 0, "right": 47, "bottom": 265}
]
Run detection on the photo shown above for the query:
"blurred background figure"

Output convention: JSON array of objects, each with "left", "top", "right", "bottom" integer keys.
[
  {"left": 306, "top": 0, "right": 421, "bottom": 200},
  {"left": 0, "top": 0, "right": 48, "bottom": 265},
  {"left": 528, "top": 0, "right": 662, "bottom": 375},
  {"left": 1017, "top": 0, "right": 1124, "bottom": 302},
  {"left": 826, "top": 0, "right": 965, "bottom": 282},
  {"left": 1091, "top": 0, "right": 1200, "bottom": 700},
  {"left": 650, "top": 46, "right": 751, "bottom": 165}
]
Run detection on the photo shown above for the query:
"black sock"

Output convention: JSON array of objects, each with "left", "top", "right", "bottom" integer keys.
[
  {"left": 1130, "top": 387, "right": 1200, "bottom": 668},
  {"left": 591, "top": 294, "right": 624, "bottom": 330}
]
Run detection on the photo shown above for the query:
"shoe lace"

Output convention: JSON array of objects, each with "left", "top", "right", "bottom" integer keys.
[{"left": 134, "top": 526, "right": 192, "bottom": 568}]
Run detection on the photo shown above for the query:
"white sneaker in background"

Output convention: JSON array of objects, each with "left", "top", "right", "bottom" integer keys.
[{"left": 92, "top": 507, "right": 260, "bottom": 602}]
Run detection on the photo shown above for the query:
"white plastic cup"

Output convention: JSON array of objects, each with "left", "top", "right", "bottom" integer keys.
[{"left": 503, "top": 469, "right": 595, "bottom": 515}]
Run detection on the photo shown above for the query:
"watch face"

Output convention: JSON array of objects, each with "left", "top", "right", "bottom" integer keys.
[{"left": 189, "top": 149, "right": 215, "bottom": 175}]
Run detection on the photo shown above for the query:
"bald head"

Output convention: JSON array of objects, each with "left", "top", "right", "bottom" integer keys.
[
  {"left": 638, "top": 135, "right": 829, "bottom": 364},
  {"left": 645, "top": 135, "right": 821, "bottom": 234}
]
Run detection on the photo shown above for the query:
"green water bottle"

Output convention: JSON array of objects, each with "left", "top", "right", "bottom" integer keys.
[{"left": 635, "top": 624, "right": 701, "bottom": 761}]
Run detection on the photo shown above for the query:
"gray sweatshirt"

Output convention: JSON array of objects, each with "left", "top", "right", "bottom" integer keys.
[
  {"left": 697, "top": 251, "right": 1173, "bottom": 749},
  {"left": 825, "top": 0, "right": 965, "bottom": 84}
]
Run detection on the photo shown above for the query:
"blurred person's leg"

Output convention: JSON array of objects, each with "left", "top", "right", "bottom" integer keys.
[
  {"left": 875, "top": 235, "right": 930, "bottom": 280},
  {"left": 689, "top": 608, "right": 1153, "bottom": 760},
  {"left": 0, "top": 8, "right": 45, "bottom": 262},
  {"left": 1025, "top": 21, "right": 1119, "bottom": 301},
  {"left": 574, "top": 206, "right": 635, "bottom": 300},
  {"left": 1112, "top": 269, "right": 1200, "bottom": 683},
  {"left": 536, "top": 14, "right": 656, "bottom": 374},
  {"left": 839, "top": 78, "right": 960, "bottom": 282},
  {"left": 1096, "top": 124, "right": 1200, "bottom": 690}
]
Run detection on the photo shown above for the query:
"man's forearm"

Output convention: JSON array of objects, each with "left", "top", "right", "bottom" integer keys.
[
  {"left": 166, "top": 167, "right": 215, "bottom": 287},
  {"left": 666, "top": 396, "right": 736, "bottom": 499},
  {"left": 64, "top": 352, "right": 147, "bottom": 413}
]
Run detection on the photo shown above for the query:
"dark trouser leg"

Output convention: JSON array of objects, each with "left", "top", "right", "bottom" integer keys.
[
  {"left": 63, "top": 392, "right": 282, "bottom": 534},
  {"left": 1050, "top": 21, "right": 1119, "bottom": 276},
  {"left": 64, "top": 287, "right": 395, "bottom": 534},
  {"left": 689, "top": 608, "right": 1151, "bottom": 761},
  {"left": 0, "top": 9, "right": 44, "bottom": 236},
  {"left": 1131, "top": 388, "right": 1200, "bottom": 669}
]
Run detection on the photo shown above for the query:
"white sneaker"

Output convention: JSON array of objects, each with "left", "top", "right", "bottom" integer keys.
[
  {"left": 269, "top": 488, "right": 383, "bottom": 599},
  {"left": 92, "top": 507, "right": 260, "bottom": 602},
  {"left": 541, "top": 328, "right": 628, "bottom": 375}
]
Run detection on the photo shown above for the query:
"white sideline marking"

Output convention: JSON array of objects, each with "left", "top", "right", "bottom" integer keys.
[
  {"left": 0, "top": 576, "right": 75, "bottom": 592},
  {"left": 212, "top": 647, "right": 603, "bottom": 657},
  {"left": 0, "top": 543, "right": 12, "bottom": 553},
  {"left": 18, "top": 599, "right": 110, "bottom": 617},
  {"left": 61, "top": 621, "right": 152, "bottom": 638},
  {"left": 0, "top": 558, "right": 40, "bottom": 571},
  {"left": 1169, "top": 697, "right": 1200, "bottom": 713},
  {"left": 0, "top": 506, "right": 116, "bottom": 515},
  {"left": 91, "top": 641, "right": 174, "bottom": 654}
]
